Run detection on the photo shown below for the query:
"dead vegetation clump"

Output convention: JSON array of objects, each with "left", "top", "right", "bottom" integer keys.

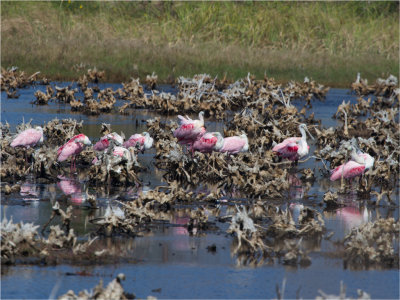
[
  {"left": 1, "top": 217, "right": 40, "bottom": 264},
  {"left": 88, "top": 146, "right": 140, "bottom": 186},
  {"left": 351, "top": 73, "right": 398, "bottom": 98},
  {"left": 58, "top": 273, "right": 136, "bottom": 300},
  {"left": 227, "top": 204, "right": 323, "bottom": 267},
  {"left": 33, "top": 86, "right": 54, "bottom": 105},
  {"left": 118, "top": 73, "right": 328, "bottom": 119},
  {"left": 43, "top": 118, "right": 83, "bottom": 146},
  {"left": 1, "top": 214, "right": 107, "bottom": 265},
  {"left": 0, "top": 67, "right": 41, "bottom": 97},
  {"left": 55, "top": 85, "right": 77, "bottom": 103},
  {"left": 343, "top": 217, "right": 399, "bottom": 269},
  {"left": 71, "top": 88, "right": 117, "bottom": 115},
  {"left": 145, "top": 72, "right": 158, "bottom": 90},
  {"left": 87, "top": 68, "right": 105, "bottom": 84}
]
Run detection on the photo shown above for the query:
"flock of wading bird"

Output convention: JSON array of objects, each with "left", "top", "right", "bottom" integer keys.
[
  {"left": 1, "top": 69, "right": 399, "bottom": 271},
  {"left": 7, "top": 109, "right": 373, "bottom": 186}
]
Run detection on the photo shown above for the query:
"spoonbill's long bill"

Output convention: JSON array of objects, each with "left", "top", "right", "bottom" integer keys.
[
  {"left": 272, "top": 123, "right": 314, "bottom": 161},
  {"left": 214, "top": 132, "right": 249, "bottom": 155},
  {"left": 93, "top": 132, "right": 123, "bottom": 151},
  {"left": 57, "top": 134, "right": 91, "bottom": 169},
  {"left": 123, "top": 132, "right": 153, "bottom": 153},
  {"left": 173, "top": 111, "right": 206, "bottom": 146}
]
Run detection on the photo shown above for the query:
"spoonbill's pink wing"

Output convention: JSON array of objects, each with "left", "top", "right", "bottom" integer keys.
[
  {"left": 330, "top": 161, "right": 365, "bottom": 181},
  {"left": 11, "top": 128, "right": 42, "bottom": 148},
  {"left": 93, "top": 139, "right": 110, "bottom": 151},
  {"left": 58, "top": 134, "right": 87, "bottom": 156},
  {"left": 219, "top": 136, "right": 246, "bottom": 154},
  {"left": 57, "top": 142, "right": 84, "bottom": 162},
  {"left": 174, "top": 125, "right": 205, "bottom": 145},
  {"left": 274, "top": 142, "right": 299, "bottom": 158},
  {"left": 192, "top": 133, "right": 217, "bottom": 153},
  {"left": 124, "top": 135, "right": 145, "bottom": 150},
  {"left": 272, "top": 137, "right": 301, "bottom": 152}
]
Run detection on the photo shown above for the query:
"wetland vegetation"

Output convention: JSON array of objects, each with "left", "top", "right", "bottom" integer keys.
[{"left": 1, "top": 1, "right": 399, "bottom": 86}]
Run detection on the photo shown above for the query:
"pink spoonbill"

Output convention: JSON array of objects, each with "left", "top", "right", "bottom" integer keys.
[
  {"left": 272, "top": 123, "right": 314, "bottom": 162},
  {"left": 173, "top": 111, "right": 206, "bottom": 147},
  {"left": 123, "top": 132, "right": 153, "bottom": 153},
  {"left": 214, "top": 132, "right": 249, "bottom": 155},
  {"left": 10, "top": 126, "right": 44, "bottom": 161},
  {"left": 93, "top": 132, "right": 124, "bottom": 151},
  {"left": 10, "top": 126, "right": 44, "bottom": 149},
  {"left": 330, "top": 147, "right": 374, "bottom": 182},
  {"left": 57, "top": 134, "right": 91, "bottom": 169},
  {"left": 190, "top": 132, "right": 221, "bottom": 154}
]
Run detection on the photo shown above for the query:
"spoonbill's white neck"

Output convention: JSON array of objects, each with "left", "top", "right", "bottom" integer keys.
[{"left": 299, "top": 126, "right": 307, "bottom": 140}]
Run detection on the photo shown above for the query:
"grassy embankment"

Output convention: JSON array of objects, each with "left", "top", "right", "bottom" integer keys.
[{"left": 1, "top": 1, "right": 399, "bottom": 87}]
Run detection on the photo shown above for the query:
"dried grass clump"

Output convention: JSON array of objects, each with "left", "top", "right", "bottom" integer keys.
[
  {"left": 351, "top": 73, "right": 398, "bottom": 98},
  {"left": 33, "top": 86, "right": 54, "bottom": 105},
  {"left": 88, "top": 147, "right": 140, "bottom": 186},
  {"left": 1, "top": 214, "right": 104, "bottom": 265},
  {"left": 343, "top": 218, "right": 399, "bottom": 269},
  {"left": 0, "top": 67, "right": 41, "bottom": 97},
  {"left": 58, "top": 273, "right": 135, "bottom": 300}
]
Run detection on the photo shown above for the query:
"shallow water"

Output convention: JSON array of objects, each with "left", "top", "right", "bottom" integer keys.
[{"left": 1, "top": 83, "right": 399, "bottom": 299}]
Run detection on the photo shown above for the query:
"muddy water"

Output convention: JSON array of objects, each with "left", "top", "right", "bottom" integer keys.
[{"left": 1, "top": 84, "right": 399, "bottom": 299}]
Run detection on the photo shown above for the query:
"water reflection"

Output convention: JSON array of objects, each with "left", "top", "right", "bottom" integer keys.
[
  {"left": 20, "top": 181, "right": 39, "bottom": 201},
  {"left": 323, "top": 192, "right": 372, "bottom": 234},
  {"left": 57, "top": 176, "right": 85, "bottom": 205},
  {"left": 288, "top": 174, "right": 305, "bottom": 200},
  {"left": 336, "top": 206, "right": 370, "bottom": 231}
]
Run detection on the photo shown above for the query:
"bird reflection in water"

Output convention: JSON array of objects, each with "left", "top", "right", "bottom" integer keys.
[
  {"left": 325, "top": 192, "right": 371, "bottom": 233},
  {"left": 170, "top": 210, "right": 196, "bottom": 251},
  {"left": 20, "top": 181, "right": 40, "bottom": 201},
  {"left": 57, "top": 176, "right": 84, "bottom": 205},
  {"left": 288, "top": 173, "right": 311, "bottom": 200},
  {"left": 336, "top": 206, "right": 370, "bottom": 232}
]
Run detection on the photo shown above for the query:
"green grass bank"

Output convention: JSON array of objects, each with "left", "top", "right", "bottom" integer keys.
[{"left": 1, "top": 1, "right": 399, "bottom": 87}]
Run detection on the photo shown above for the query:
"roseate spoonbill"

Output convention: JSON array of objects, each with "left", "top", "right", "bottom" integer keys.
[
  {"left": 214, "top": 132, "right": 249, "bottom": 155},
  {"left": 57, "top": 134, "right": 91, "bottom": 169},
  {"left": 330, "top": 147, "right": 374, "bottom": 181},
  {"left": 112, "top": 146, "right": 132, "bottom": 160},
  {"left": 173, "top": 111, "right": 206, "bottom": 146},
  {"left": 93, "top": 132, "right": 123, "bottom": 151},
  {"left": 272, "top": 123, "right": 314, "bottom": 161},
  {"left": 191, "top": 132, "right": 220, "bottom": 154},
  {"left": 123, "top": 132, "right": 153, "bottom": 153},
  {"left": 10, "top": 126, "right": 44, "bottom": 148}
]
